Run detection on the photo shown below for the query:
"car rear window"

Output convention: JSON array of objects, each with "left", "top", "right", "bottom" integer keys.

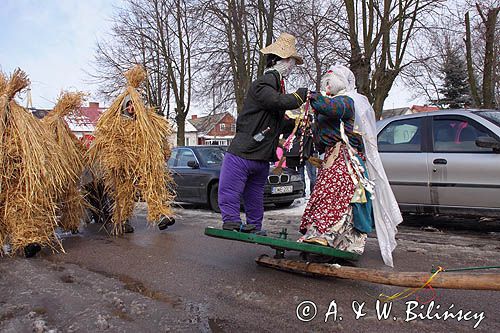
[
  {"left": 378, "top": 117, "right": 422, "bottom": 152},
  {"left": 477, "top": 111, "right": 500, "bottom": 127},
  {"left": 197, "top": 148, "right": 225, "bottom": 165}
]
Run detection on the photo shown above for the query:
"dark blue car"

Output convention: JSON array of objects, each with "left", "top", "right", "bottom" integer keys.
[{"left": 167, "top": 146, "right": 305, "bottom": 212}]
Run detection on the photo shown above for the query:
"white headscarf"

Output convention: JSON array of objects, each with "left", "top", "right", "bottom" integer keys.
[
  {"left": 320, "top": 71, "right": 348, "bottom": 96},
  {"left": 329, "top": 65, "right": 403, "bottom": 267}
]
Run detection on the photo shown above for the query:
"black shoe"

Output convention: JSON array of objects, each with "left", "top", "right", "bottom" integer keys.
[
  {"left": 222, "top": 222, "right": 242, "bottom": 231},
  {"left": 249, "top": 229, "right": 267, "bottom": 236},
  {"left": 24, "top": 243, "right": 41, "bottom": 258},
  {"left": 222, "top": 222, "right": 257, "bottom": 233},
  {"left": 123, "top": 221, "right": 135, "bottom": 233},
  {"left": 158, "top": 216, "right": 175, "bottom": 230},
  {"left": 239, "top": 224, "right": 258, "bottom": 233}
]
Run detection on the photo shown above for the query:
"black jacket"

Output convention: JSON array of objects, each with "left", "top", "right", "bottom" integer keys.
[{"left": 228, "top": 70, "right": 302, "bottom": 162}]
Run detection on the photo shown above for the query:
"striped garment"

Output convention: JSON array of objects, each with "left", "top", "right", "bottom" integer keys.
[{"left": 310, "top": 93, "right": 363, "bottom": 153}]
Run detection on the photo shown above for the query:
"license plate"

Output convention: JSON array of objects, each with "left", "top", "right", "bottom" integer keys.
[{"left": 271, "top": 185, "right": 293, "bottom": 194}]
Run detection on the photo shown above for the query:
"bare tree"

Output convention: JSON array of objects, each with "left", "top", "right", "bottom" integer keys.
[
  {"left": 343, "top": 0, "right": 444, "bottom": 118},
  {"left": 196, "top": 0, "right": 284, "bottom": 114},
  {"left": 283, "top": 0, "right": 348, "bottom": 91},
  {"left": 90, "top": 7, "right": 153, "bottom": 99},
  {"left": 398, "top": 0, "right": 500, "bottom": 109},
  {"left": 149, "top": 0, "right": 198, "bottom": 145},
  {"left": 496, "top": 35, "right": 500, "bottom": 107},
  {"left": 474, "top": 4, "right": 499, "bottom": 108},
  {"left": 405, "top": 0, "right": 499, "bottom": 109},
  {"left": 91, "top": 0, "right": 199, "bottom": 145}
]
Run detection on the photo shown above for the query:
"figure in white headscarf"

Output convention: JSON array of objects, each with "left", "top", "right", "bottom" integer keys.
[
  {"left": 299, "top": 66, "right": 402, "bottom": 267},
  {"left": 332, "top": 65, "right": 403, "bottom": 267}
]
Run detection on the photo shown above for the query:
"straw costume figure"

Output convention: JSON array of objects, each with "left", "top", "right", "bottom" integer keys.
[
  {"left": 0, "top": 69, "right": 72, "bottom": 257},
  {"left": 89, "top": 65, "right": 175, "bottom": 235},
  {"left": 42, "top": 91, "right": 88, "bottom": 233}
]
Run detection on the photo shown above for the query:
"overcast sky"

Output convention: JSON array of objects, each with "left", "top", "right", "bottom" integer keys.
[
  {"left": 0, "top": 0, "right": 423, "bottom": 111},
  {"left": 0, "top": 0, "right": 117, "bottom": 108}
]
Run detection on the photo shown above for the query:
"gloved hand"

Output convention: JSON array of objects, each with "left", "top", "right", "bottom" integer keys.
[
  {"left": 308, "top": 91, "right": 319, "bottom": 100},
  {"left": 308, "top": 156, "right": 323, "bottom": 169},
  {"left": 293, "top": 88, "right": 308, "bottom": 106},
  {"left": 296, "top": 88, "right": 308, "bottom": 102},
  {"left": 307, "top": 91, "right": 321, "bottom": 114}
]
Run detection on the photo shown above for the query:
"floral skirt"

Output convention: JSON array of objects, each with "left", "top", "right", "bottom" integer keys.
[{"left": 299, "top": 144, "right": 367, "bottom": 255}]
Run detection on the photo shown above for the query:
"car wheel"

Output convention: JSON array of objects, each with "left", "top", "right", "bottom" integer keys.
[
  {"left": 209, "top": 183, "right": 221, "bottom": 213},
  {"left": 274, "top": 200, "right": 294, "bottom": 208}
]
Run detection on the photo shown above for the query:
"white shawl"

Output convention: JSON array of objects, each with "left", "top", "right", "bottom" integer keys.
[{"left": 330, "top": 65, "right": 403, "bottom": 267}]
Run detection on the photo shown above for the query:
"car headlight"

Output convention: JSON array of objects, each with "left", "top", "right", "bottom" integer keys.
[{"left": 290, "top": 174, "right": 302, "bottom": 182}]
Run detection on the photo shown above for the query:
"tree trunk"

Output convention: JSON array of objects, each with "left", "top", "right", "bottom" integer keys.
[
  {"left": 372, "top": 87, "right": 391, "bottom": 120},
  {"left": 482, "top": 8, "right": 500, "bottom": 109},
  {"left": 372, "top": 65, "right": 398, "bottom": 119},
  {"left": 464, "top": 12, "right": 481, "bottom": 107},
  {"left": 176, "top": 109, "right": 186, "bottom": 147},
  {"left": 230, "top": 0, "right": 248, "bottom": 114},
  {"left": 256, "top": 0, "right": 275, "bottom": 76},
  {"left": 344, "top": 0, "right": 370, "bottom": 101}
]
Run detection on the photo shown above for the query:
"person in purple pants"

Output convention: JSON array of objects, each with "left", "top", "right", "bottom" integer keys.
[{"left": 218, "top": 33, "right": 307, "bottom": 234}]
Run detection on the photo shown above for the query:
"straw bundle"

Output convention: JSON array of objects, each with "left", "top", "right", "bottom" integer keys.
[
  {"left": 89, "top": 65, "right": 175, "bottom": 235},
  {"left": 42, "top": 91, "right": 87, "bottom": 232},
  {"left": 0, "top": 69, "right": 71, "bottom": 254},
  {"left": 0, "top": 71, "right": 7, "bottom": 249}
]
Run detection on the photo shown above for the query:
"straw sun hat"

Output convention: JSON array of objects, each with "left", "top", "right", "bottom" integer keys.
[{"left": 260, "top": 32, "right": 303, "bottom": 65}]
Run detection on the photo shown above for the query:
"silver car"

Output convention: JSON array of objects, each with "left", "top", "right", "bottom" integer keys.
[{"left": 377, "top": 109, "right": 500, "bottom": 217}]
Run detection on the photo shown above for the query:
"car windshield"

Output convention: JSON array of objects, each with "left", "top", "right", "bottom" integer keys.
[
  {"left": 477, "top": 111, "right": 500, "bottom": 127},
  {"left": 196, "top": 147, "right": 226, "bottom": 165}
]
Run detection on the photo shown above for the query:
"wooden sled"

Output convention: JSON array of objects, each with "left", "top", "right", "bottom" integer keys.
[
  {"left": 204, "top": 227, "right": 500, "bottom": 291},
  {"left": 204, "top": 226, "right": 360, "bottom": 261}
]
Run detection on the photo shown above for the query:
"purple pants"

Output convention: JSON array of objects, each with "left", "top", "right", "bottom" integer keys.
[{"left": 218, "top": 152, "right": 269, "bottom": 229}]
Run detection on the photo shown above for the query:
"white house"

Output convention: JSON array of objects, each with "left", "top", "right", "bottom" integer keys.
[{"left": 169, "top": 119, "right": 199, "bottom": 147}]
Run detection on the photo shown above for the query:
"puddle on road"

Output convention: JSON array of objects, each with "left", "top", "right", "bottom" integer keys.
[
  {"left": 120, "top": 275, "right": 183, "bottom": 308},
  {"left": 59, "top": 274, "right": 75, "bottom": 283},
  {"left": 208, "top": 317, "right": 226, "bottom": 332},
  {"left": 127, "top": 232, "right": 174, "bottom": 249},
  {"left": 107, "top": 272, "right": 223, "bottom": 332}
]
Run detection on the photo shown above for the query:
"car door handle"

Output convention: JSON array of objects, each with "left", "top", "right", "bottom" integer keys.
[{"left": 433, "top": 158, "right": 447, "bottom": 165}]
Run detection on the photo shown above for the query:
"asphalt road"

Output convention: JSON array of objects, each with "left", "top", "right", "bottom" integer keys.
[{"left": 1, "top": 200, "right": 499, "bottom": 332}]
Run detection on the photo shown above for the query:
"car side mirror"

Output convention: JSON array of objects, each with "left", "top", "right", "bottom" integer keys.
[
  {"left": 187, "top": 160, "right": 199, "bottom": 168},
  {"left": 476, "top": 136, "right": 500, "bottom": 153}
]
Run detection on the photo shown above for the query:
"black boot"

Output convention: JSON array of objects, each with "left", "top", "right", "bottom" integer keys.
[
  {"left": 24, "top": 243, "right": 41, "bottom": 258},
  {"left": 158, "top": 216, "right": 175, "bottom": 230},
  {"left": 123, "top": 221, "right": 135, "bottom": 233}
]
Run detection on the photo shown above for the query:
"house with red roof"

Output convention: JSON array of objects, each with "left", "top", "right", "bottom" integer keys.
[
  {"left": 169, "top": 112, "right": 236, "bottom": 146},
  {"left": 410, "top": 104, "right": 440, "bottom": 113},
  {"left": 188, "top": 112, "right": 236, "bottom": 145},
  {"left": 381, "top": 104, "right": 440, "bottom": 119},
  {"left": 66, "top": 101, "right": 106, "bottom": 139},
  {"left": 30, "top": 101, "right": 106, "bottom": 143}
]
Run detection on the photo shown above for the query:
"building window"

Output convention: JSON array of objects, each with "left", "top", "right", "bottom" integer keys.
[
  {"left": 231, "top": 123, "right": 236, "bottom": 132},
  {"left": 205, "top": 139, "right": 228, "bottom": 146},
  {"left": 185, "top": 137, "right": 190, "bottom": 146},
  {"left": 220, "top": 123, "right": 226, "bottom": 131}
]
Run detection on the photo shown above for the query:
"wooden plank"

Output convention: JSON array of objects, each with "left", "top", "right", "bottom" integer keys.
[
  {"left": 256, "top": 255, "right": 500, "bottom": 291},
  {"left": 204, "top": 227, "right": 360, "bottom": 261}
]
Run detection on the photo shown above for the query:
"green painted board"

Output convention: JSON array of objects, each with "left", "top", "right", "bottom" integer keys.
[{"left": 204, "top": 227, "right": 360, "bottom": 261}]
